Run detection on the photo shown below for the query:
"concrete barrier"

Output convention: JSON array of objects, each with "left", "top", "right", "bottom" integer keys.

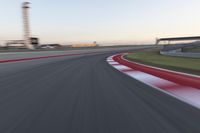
[
  {"left": 160, "top": 51, "right": 200, "bottom": 58},
  {"left": 160, "top": 43, "right": 200, "bottom": 58}
]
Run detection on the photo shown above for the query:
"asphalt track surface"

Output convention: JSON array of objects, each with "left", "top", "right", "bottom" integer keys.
[{"left": 0, "top": 52, "right": 200, "bottom": 133}]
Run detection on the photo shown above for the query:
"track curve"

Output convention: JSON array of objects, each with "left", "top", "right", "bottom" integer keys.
[{"left": 0, "top": 52, "right": 200, "bottom": 133}]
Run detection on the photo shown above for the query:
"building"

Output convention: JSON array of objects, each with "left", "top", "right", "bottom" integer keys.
[
  {"left": 72, "top": 42, "right": 98, "bottom": 48},
  {"left": 37, "top": 44, "right": 63, "bottom": 49},
  {"left": 5, "top": 37, "right": 39, "bottom": 49}
]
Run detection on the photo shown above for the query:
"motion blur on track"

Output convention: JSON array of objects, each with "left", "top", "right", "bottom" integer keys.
[{"left": 0, "top": 47, "right": 200, "bottom": 133}]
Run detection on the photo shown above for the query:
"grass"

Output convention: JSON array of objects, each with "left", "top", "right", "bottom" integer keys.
[{"left": 125, "top": 51, "right": 200, "bottom": 76}]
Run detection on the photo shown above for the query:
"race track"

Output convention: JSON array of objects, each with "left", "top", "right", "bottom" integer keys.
[{"left": 0, "top": 50, "right": 200, "bottom": 133}]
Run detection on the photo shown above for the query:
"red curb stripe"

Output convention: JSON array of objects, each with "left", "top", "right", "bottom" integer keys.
[
  {"left": 107, "top": 55, "right": 200, "bottom": 109},
  {"left": 113, "top": 54, "right": 200, "bottom": 89}
]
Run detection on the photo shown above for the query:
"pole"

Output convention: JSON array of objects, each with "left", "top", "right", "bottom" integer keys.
[{"left": 22, "top": 2, "right": 34, "bottom": 49}]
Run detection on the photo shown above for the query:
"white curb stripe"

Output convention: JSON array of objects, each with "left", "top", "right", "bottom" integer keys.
[
  {"left": 112, "top": 65, "right": 132, "bottom": 71},
  {"left": 124, "top": 71, "right": 176, "bottom": 87},
  {"left": 107, "top": 55, "right": 200, "bottom": 109},
  {"left": 108, "top": 62, "right": 120, "bottom": 65},
  {"left": 169, "top": 87, "right": 200, "bottom": 107},
  {"left": 107, "top": 59, "right": 114, "bottom": 62}
]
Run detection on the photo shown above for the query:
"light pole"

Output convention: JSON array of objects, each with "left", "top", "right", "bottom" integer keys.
[{"left": 22, "top": 2, "right": 34, "bottom": 49}]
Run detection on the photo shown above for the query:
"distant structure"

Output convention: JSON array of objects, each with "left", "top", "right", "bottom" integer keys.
[
  {"left": 38, "top": 44, "right": 63, "bottom": 49},
  {"left": 5, "top": 38, "right": 39, "bottom": 48},
  {"left": 22, "top": 2, "right": 34, "bottom": 49},
  {"left": 156, "top": 36, "right": 200, "bottom": 45},
  {"left": 3, "top": 2, "right": 39, "bottom": 49},
  {"left": 72, "top": 42, "right": 98, "bottom": 48}
]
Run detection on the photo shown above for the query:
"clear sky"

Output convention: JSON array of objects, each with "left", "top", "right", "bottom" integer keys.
[{"left": 0, "top": 0, "right": 200, "bottom": 45}]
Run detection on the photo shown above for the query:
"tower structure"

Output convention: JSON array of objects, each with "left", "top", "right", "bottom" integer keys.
[{"left": 22, "top": 2, "right": 34, "bottom": 49}]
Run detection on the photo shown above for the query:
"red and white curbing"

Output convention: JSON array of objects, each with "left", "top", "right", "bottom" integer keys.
[{"left": 107, "top": 54, "right": 200, "bottom": 109}]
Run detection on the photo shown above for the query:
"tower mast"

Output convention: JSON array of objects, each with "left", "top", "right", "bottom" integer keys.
[{"left": 22, "top": 2, "right": 34, "bottom": 49}]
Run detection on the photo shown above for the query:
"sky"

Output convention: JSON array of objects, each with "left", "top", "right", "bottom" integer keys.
[{"left": 0, "top": 0, "right": 200, "bottom": 45}]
